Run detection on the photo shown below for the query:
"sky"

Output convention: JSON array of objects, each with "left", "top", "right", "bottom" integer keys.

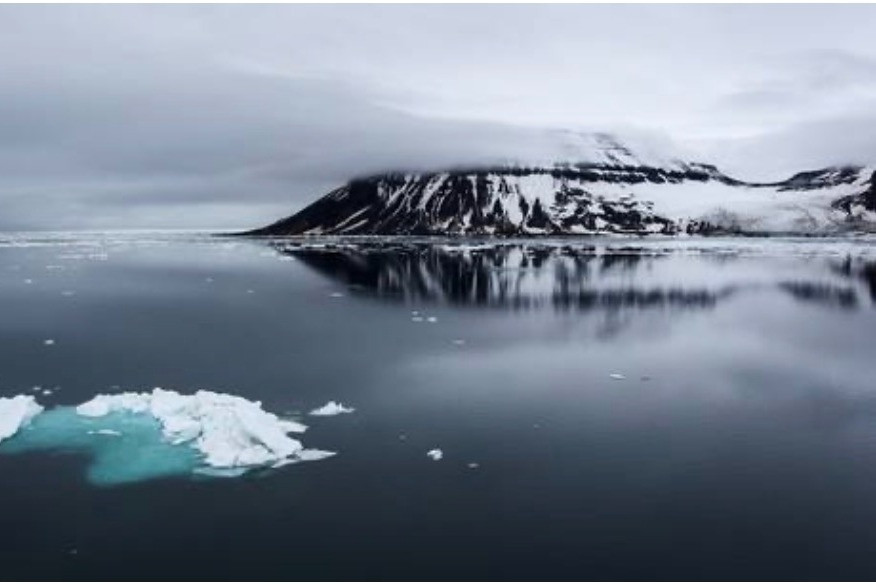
[{"left": 2, "top": 4, "right": 876, "bottom": 230}]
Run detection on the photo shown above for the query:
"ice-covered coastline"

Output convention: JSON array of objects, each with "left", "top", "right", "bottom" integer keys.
[{"left": 0, "top": 388, "right": 336, "bottom": 484}]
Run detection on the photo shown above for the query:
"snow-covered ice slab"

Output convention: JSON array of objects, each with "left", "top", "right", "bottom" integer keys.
[
  {"left": 0, "top": 395, "right": 44, "bottom": 443},
  {"left": 0, "top": 388, "right": 333, "bottom": 486}
]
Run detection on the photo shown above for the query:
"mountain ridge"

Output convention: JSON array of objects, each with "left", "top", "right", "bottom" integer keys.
[{"left": 246, "top": 134, "right": 876, "bottom": 237}]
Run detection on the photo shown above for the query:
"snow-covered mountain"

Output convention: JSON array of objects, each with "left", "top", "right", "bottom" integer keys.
[{"left": 248, "top": 133, "right": 876, "bottom": 236}]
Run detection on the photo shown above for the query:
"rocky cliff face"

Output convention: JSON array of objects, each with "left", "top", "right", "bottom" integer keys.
[{"left": 247, "top": 134, "right": 876, "bottom": 236}]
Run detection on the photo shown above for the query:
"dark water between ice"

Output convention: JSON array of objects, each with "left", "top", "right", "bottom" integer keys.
[{"left": 1, "top": 232, "right": 876, "bottom": 580}]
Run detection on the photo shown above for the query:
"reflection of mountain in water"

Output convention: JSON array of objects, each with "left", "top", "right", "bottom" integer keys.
[
  {"left": 831, "top": 256, "right": 876, "bottom": 303},
  {"left": 273, "top": 240, "right": 873, "bottom": 312}
]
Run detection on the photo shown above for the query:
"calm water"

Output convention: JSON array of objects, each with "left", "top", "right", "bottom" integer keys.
[{"left": 1, "top": 232, "right": 876, "bottom": 580}]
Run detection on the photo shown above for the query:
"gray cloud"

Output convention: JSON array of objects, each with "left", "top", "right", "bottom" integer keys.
[{"left": 2, "top": 5, "right": 876, "bottom": 229}]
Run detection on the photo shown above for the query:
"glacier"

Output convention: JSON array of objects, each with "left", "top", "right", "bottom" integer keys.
[{"left": 0, "top": 388, "right": 334, "bottom": 486}]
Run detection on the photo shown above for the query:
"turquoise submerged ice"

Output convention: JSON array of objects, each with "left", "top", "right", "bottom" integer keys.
[
  {"left": 0, "top": 388, "right": 334, "bottom": 486},
  {"left": 1, "top": 407, "right": 201, "bottom": 485}
]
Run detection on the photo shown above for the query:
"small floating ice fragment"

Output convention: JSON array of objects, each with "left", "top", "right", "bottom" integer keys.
[
  {"left": 329, "top": 292, "right": 344, "bottom": 298},
  {"left": 451, "top": 339, "right": 466, "bottom": 346},
  {"left": 426, "top": 316, "right": 438, "bottom": 323},
  {"left": 24, "top": 279, "right": 33, "bottom": 284},
  {"left": 411, "top": 316, "right": 424, "bottom": 322},
  {"left": 467, "top": 462, "right": 480, "bottom": 469},
  {"left": 43, "top": 339, "right": 55, "bottom": 346},
  {"left": 426, "top": 449, "right": 443, "bottom": 461},
  {"left": 309, "top": 401, "right": 355, "bottom": 416},
  {"left": 609, "top": 373, "right": 626, "bottom": 380}
]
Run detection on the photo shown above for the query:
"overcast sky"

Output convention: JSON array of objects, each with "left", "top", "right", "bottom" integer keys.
[{"left": 3, "top": 4, "right": 876, "bottom": 230}]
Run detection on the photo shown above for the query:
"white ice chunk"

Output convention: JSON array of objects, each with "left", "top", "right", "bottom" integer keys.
[
  {"left": 0, "top": 395, "right": 44, "bottom": 444},
  {"left": 43, "top": 339, "right": 55, "bottom": 346},
  {"left": 609, "top": 373, "right": 626, "bottom": 380},
  {"left": 309, "top": 401, "right": 355, "bottom": 416},
  {"left": 427, "top": 449, "right": 443, "bottom": 461},
  {"left": 297, "top": 449, "right": 336, "bottom": 462}
]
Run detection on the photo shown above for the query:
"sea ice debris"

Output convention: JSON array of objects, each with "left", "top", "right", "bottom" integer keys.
[
  {"left": 427, "top": 449, "right": 443, "bottom": 461},
  {"left": 309, "top": 401, "right": 355, "bottom": 416}
]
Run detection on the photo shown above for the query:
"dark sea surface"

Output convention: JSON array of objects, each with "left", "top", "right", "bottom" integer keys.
[{"left": 1, "top": 232, "right": 876, "bottom": 580}]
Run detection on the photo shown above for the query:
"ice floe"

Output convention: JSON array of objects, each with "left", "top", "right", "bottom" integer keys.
[
  {"left": 0, "top": 395, "right": 44, "bottom": 444},
  {"left": 0, "top": 388, "right": 334, "bottom": 485},
  {"left": 427, "top": 449, "right": 443, "bottom": 461},
  {"left": 309, "top": 401, "right": 355, "bottom": 416},
  {"left": 609, "top": 373, "right": 626, "bottom": 380},
  {"left": 76, "top": 388, "right": 329, "bottom": 469}
]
